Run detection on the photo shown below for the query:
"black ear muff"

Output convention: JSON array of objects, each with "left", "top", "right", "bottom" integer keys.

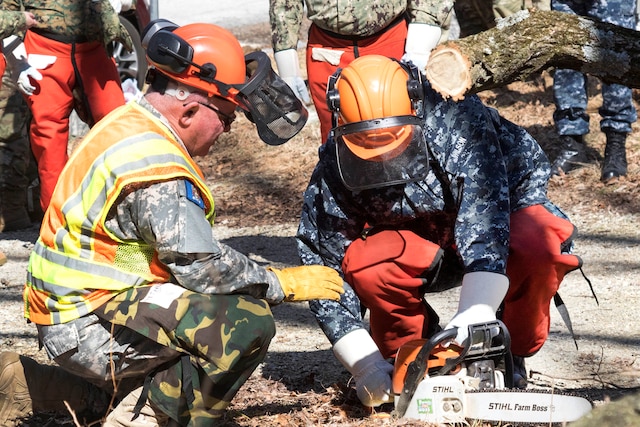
[
  {"left": 402, "top": 61, "right": 424, "bottom": 105},
  {"left": 141, "top": 18, "right": 178, "bottom": 48},
  {"left": 398, "top": 60, "right": 425, "bottom": 116},
  {"left": 326, "top": 68, "right": 342, "bottom": 129},
  {"left": 146, "top": 30, "right": 194, "bottom": 74},
  {"left": 326, "top": 69, "right": 341, "bottom": 113}
]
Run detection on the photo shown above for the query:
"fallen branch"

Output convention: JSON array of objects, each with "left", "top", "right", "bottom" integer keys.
[{"left": 425, "top": 9, "right": 640, "bottom": 100}]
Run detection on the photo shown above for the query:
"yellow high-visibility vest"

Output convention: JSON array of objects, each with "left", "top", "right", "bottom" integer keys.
[{"left": 24, "top": 102, "right": 215, "bottom": 325}]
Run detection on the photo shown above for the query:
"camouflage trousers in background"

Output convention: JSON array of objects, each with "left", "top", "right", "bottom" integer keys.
[
  {"left": 0, "top": 68, "right": 31, "bottom": 195},
  {"left": 551, "top": 0, "right": 637, "bottom": 135},
  {"left": 452, "top": 0, "right": 550, "bottom": 38},
  {"left": 38, "top": 283, "right": 276, "bottom": 426}
]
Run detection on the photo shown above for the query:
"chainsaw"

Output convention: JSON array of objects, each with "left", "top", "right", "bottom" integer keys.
[{"left": 392, "top": 320, "right": 592, "bottom": 424}]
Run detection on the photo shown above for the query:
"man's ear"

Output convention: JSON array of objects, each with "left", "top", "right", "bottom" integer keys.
[{"left": 179, "top": 101, "right": 198, "bottom": 127}]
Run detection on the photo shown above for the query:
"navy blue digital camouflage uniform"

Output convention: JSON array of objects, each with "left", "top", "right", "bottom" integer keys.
[
  {"left": 296, "top": 81, "right": 576, "bottom": 356},
  {"left": 551, "top": 0, "right": 637, "bottom": 136}
]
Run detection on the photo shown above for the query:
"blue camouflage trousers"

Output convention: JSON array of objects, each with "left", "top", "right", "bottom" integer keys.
[{"left": 551, "top": 0, "right": 637, "bottom": 135}]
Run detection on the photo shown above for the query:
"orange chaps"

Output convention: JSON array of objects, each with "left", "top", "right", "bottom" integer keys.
[
  {"left": 23, "top": 31, "right": 125, "bottom": 210},
  {"left": 306, "top": 19, "right": 407, "bottom": 144},
  {"left": 342, "top": 205, "right": 582, "bottom": 359}
]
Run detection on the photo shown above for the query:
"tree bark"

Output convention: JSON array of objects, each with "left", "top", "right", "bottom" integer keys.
[{"left": 425, "top": 9, "right": 640, "bottom": 100}]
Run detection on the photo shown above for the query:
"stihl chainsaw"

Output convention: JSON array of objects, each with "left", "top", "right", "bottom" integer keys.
[{"left": 392, "top": 320, "right": 592, "bottom": 424}]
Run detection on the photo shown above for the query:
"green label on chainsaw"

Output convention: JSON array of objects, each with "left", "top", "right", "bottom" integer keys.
[{"left": 416, "top": 399, "right": 434, "bottom": 414}]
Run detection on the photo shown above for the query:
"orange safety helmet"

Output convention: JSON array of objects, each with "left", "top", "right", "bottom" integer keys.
[
  {"left": 144, "top": 21, "right": 246, "bottom": 105},
  {"left": 335, "top": 55, "right": 415, "bottom": 161}
]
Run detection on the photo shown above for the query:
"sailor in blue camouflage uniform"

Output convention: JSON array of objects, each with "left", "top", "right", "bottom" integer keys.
[
  {"left": 550, "top": 0, "right": 637, "bottom": 183},
  {"left": 296, "top": 55, "right": 583, "bottom": 408}
]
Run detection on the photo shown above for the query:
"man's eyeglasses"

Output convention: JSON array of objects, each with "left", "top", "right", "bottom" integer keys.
[{"left": 186, "top": 102, "right": 236, "bottom": 128}]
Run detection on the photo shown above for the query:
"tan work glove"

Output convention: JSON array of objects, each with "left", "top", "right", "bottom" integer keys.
[{"left": 268, "top": 266, "right": 344, "bottom": 302}]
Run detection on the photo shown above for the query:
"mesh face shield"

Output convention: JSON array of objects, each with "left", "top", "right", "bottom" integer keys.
[
  {"left": 333, "top": 116, "right": 429, "bottom": 191},
  {"left": 237, "top": 51, "right": 308, "bottom": 146}
]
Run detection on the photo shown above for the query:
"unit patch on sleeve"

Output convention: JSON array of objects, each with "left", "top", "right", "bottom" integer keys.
[{"left": 184, "top": 180, "right": 205, "bottom": 209}]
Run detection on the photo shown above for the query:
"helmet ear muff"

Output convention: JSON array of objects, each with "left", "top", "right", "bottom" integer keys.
[
  {"left": 401, "top": 60, "right": 425, "bottom": 114},
  {"left": 146, "top": 30, "right": 194, "bottom": 74},
  {"left": 326, "top": 69, "right": 342, "bottom": 113}
]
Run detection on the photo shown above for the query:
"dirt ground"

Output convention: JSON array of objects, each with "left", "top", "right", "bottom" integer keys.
[{"left": 1, "top": 21, "right": 639, "bottom": 426}]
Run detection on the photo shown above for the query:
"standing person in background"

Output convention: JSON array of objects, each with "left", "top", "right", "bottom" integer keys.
[
  {"left": 6, "top": 0, "right": 132, "bottom": 211},
  {"left": 0, "top": 9, "right": 37, "bottom": 232},
  {"left": 270, "top": 0, "right": 455, "bottom": 144},
  {"left": 549, "top": 0, "right": 637, "bottom": 183},
  {"left": 0, "top": 10, "right": 36, "bottom": 272}
]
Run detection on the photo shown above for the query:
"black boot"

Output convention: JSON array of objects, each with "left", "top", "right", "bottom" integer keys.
[
  {"left": 601, "top": 130, "right": 627, "bottom": 183},
  {"left": 550, "top": 135, "right": 588, "bottom": 176}
]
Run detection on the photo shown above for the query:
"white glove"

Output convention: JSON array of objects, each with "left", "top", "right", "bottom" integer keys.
[
  {"left": 333, "top": 329, "right": 394, "bottom": 407},
  {"left": 17, "top": 66, "right": 42, "bottom": 96},
  {"left": 1, "top": 37, "right": 43, "bottom": 96},
  {"left": 445, "top": 271, "right": 509, "bottom": 347},
  {"left": 402, "top": 23, "right": 443, "bottom": 74},
  {"left": 274, "top": 48, "right": 311, "bottom": 105},
  {"left": 108, "top": 0, "right": 133, "bottom": 13}
]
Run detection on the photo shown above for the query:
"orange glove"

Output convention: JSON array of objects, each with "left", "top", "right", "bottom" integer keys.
[{"left": 268, "top": 266, "right": 344, "bottom": 302}]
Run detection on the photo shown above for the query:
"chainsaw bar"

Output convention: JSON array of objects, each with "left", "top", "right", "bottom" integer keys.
[{"left": 464, "top": 388, "right": 593, "bottom": 425}]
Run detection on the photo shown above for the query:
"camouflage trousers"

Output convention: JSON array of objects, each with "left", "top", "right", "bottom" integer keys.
[
  {"left": 0, "top": 68, "right": 31, "bottom": 193},
  {"left": 454, "top": 0, "right": 526, "bottom": 37},
  {"left": 551, "top": 0, "right": 637, "bottom": 135},
  {"left": 38, "top": 283, "right": 276, "bottom": 426}
]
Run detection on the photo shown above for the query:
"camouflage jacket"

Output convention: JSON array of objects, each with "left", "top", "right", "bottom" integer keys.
[
  {"left": 2, "top": 0, "right": 131, "bottom": 49},
  {"left": 296, "top": 82, "right": 552, "bottom": 344},
  {"left": 99, "top": 98, "right": 286, "bottom": 304},
  {"left": 270, "top": 0, "right": 454, "bottom": 52},
  {"left": 0, "top": 9, "right": 28, "bottom": 38}
]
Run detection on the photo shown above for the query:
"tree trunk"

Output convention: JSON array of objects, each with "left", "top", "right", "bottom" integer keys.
[{"left": 425, "top": 9, "right": 640, "bottom": 100}]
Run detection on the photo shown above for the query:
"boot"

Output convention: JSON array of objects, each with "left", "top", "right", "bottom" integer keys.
[
  {"left": 550, "top": 135, "right": 588, "bottom": 176},
  {"left": 104, "top": 386, "right": 170, "bottom": 427},
  {"left": 0, "top": 251, "right": 6, "bottom": 266},
  {"left": 601, "top": 130, "right": 628, "bottom": 183},
  {"left": 0, "top": 352, "right": 111, "bottom": 426},
  {"left": 0, "top": 189, "right": 32, "bottom": 232},
  {"left": 512, "top": 356, "right": 528, "bottom": 389}
]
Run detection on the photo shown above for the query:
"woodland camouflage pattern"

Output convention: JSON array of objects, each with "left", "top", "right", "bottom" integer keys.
[
  {"left": 94, "top": 287, "right": 275, "bottom": 425},
  {"left": 2, "top": 0, "right": 131, "bottom": 49},
  {"left": 0, "top": 71, "right": 30, "bottom": 193},
  {"left": 0, "top": 9, "right": 28, "bottom": 38},
  {"left": 297, "top": 80, "right": 564, "bottom": 345},
  {"left": 0, "top": 9, "right": 31, "bottom": 196},
  {"left": 270, "top": 0, "right": 455, "bottom": 51}
]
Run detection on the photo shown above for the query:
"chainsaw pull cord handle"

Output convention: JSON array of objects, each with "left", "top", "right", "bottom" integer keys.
[{"left": 395, "top": 327, "right": 467, "bottom": 417}]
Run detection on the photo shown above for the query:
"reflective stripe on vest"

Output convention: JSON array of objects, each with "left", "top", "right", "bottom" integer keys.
[{"left": 25, "top": 102, "right": 215, "bottom": 325}]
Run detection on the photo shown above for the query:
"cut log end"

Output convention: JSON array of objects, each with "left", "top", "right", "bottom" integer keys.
[{"left": 426, "top": 45, "right": 473, "bottom": 101}]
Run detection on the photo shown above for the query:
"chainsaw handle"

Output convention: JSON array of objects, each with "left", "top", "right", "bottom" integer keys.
[
  {"left": 421, "top": 327, "right": 469, "bottom": 375},
  {"left": 395, "top": 327, "right": 465, "bottom": 417}
]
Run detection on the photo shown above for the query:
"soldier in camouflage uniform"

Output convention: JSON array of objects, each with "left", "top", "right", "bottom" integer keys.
[
  {"left": 0, "top": 21, "right": 344, "bottom": 427},
  {"left": 270, "top": 0, "right": 455, "bottom": 144},
  {"left": 296, "top": 55, "right": 583, "bottom": 408},
  {"left": 550, "top": 0, "right": 637, "bottom": 183},
  {"left": 0, "top": 9, "right": 37, "bottom": 232},
  {"left": 4, "top": 0, "right": 131, "bottom": 212}
]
